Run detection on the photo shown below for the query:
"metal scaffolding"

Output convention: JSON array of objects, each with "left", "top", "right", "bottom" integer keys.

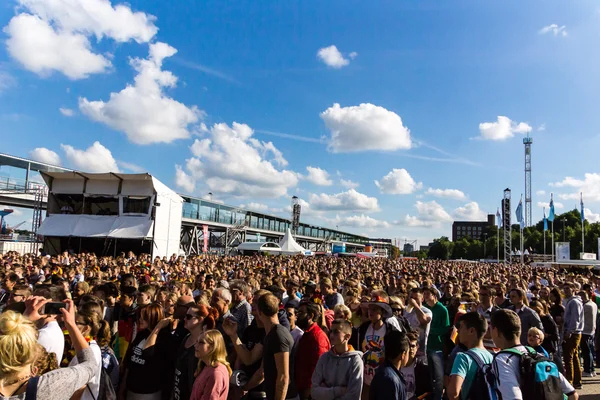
[
  {"left": 524, "top": 136, "right": 533, "bottom": 227},
  {"left": 503, "top": 189, "right": 512, "bottom": 263}
]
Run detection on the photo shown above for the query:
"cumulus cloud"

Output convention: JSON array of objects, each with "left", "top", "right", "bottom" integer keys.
[
  {"left": 175, "top": 165, "right": 195, "bottom": 193},
  {"left": 317, "top": 45, "right": 355, "bottom": 68},
  {"left": 335, "top": 214, "right": 390, "bottom": 229},
  {"left": 340, "top": 179, "right": 359, "bottom": 189},
  {"left": 536, "top": 190, "right": 546, "bottom": 196},
  {"left": 539, "top": 24, "right": 567, "bottom": 37},
  {"left": 550, "top": 173, "right": 600, "bottom": 202},
  {"left": 60, "top": 141, "right": 119, "bottom": 172},
  {"left": 401, "top": 200, "right": 452, "bottom": 228},
  {"left": 477, "top": 116, "right": 532, "bottom": 141},
  {"left": 304, "top": 167, "right": 333, "bottom": 186},
  {"left": 453, "top": 202, "right": 487, "bottom": 221},
  {"left": 4, "top": 0, "right": 157, "bottom": 79},
  {"left": 28, "top": 147, "right": 61, "bottom": 165},
  {"left": 79, "top": 42, "right": 202, "bottom": 144},
  {"left": 375, "top": 169, "right": 422, "bottom": 195},
  {"left": 425, "top": 188, "right": 467, "bottom": 200},
  {"left": 537, "top": 201, "right": 564, "bottom": 210},
  {"left": 59, "top": 107, "right": 74, "bottom": 117},
  {"left": 309, "top": 189, "right": 379, "bottom": 212},
  {"left": 321, "top": 103, "right": 412, "bottom": 153},
  {"left": 179, "top": 122, "right": 299, "bottom": 198},
  {"left": 584, "top": 208, "right": 600, "bottom": 223}
]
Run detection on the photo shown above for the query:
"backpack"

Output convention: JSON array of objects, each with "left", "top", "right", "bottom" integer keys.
[
  {"left": 86, "top": 366, "right": 117, "bottom": 400},
  {"left": 463, "top": 349, "right": 495, "bottom": 400},
  {"left": 494, "top": 346, "right": 563, "bottom": 400}
]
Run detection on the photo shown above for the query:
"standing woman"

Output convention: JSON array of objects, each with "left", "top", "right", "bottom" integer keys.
[
  {"left": 190, "top": 330, "right": 231, "bottom": 400},
  {"left": 120, "top": 303, "right": 170, "bottom": 400},
  {"left": 172, "top": 305, "right": 219, "bottom": 400}
]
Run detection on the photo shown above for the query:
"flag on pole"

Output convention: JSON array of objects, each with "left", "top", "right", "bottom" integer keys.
[
  {"left": 548, "top": 194, "right": 555, "bottom": 222},
  {"left": 496, "top": 207, "right": 501, "bottom": 228},
  {"left": 580, "top": 192, "right": 585, "bottom": 222},
  {"left": 516, "top": 198, "right": 524, "bottom": 230},
  {"left": 543, "top": 207, "right": 548, "bottom": 232}
]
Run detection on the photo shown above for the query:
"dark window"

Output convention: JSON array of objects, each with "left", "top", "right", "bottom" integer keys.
[
  {"left": 83, "top": 196, "right": 119, "bottom": 216},
  {"left": 49, "top": 193, "right": 84, "bottom": 215},
  {"left": 123, "top": 196, "right": 151, "bottom": 214}
]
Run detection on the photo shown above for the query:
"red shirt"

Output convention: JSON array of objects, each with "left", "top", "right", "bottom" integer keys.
[{"left": 295, "top": 323, "right": 330, "bottom": 391}]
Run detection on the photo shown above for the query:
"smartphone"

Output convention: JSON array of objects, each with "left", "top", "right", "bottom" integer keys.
[{"left": 42, "top": 302, "right": 66, "bottom": 315}]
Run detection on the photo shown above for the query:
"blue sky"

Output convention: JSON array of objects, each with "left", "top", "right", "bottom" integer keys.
[{"left": 1, "top": 0, "right": 600, "bottom": 245}]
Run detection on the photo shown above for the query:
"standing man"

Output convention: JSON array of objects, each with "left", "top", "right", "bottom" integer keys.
[
  {"left": 244, "top": 293, "right": 294, "bottom": 400},
  {"left": 563, "top": 282, "right": 584, "bottom": 389},
  {"left": 230, "top": 280, "right": 253, "bottom": 336},
  {"left": 423, "top": 286, "right": 450, "bottom": 400},
  {"left": 369, "top": 330, "right": 410, "bottom": 400},
  {"left": 296, "top": 302, "right": 331, "bottom": 400},
  {"left": 321, "top": 278, "right": 344, "bottom": 310},
  {"left": 476, "top": 285, "right": 500, "bottom": 352},
  {"left": 580, "top": 290, "right": 596, "bottom": 377},
  {"left": 283, "top": 279, "right": 301, "bottom": 309},
  {"left": 404, "top": 287, "right": 432, "bottom": 360},
  {"left": 508, "top": 288, "right": 543, "bottom": 345}
]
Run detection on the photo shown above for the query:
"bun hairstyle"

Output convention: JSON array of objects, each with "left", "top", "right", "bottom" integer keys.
[
  {"left": 190, "top": 304, "right": 220, "bottom": 330},
  {"left": 77, "top": 308, "right": 111, "bottom": 346},
  {"left": 0, "top": 311, "right": 39, "bottom": 376}
]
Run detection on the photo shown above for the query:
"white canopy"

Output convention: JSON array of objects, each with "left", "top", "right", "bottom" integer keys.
[
  {"left": 37, "top": 215, "right": 153, "bottom": 238},
  {"left": 278, "top": 229, "right": 307, "bottom": 255}
]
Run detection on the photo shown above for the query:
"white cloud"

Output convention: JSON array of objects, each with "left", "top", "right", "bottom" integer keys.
[
  {"left": 175, "top": 165, "right": 195, "bottom": 193},
  {"left": 425, "top": 188, "right": 467, "bottom": 200},
  {"left": 117, "top": 161, "right": 145, "bottom": 173},
  {"left": 537, "top": 201, "right": 564, "bottom": 210},
  {"left": 60, "top": 141, "right": 119, "bottom": 172},
  {"left": 401, "top": 200, "right": 452, "bottom": 228},
  {"left": 340, "top": 179, "right": 359, "bottom": 189},
  {"left": 59, "top": 107, "right": 74, "bottom": 117},
  {"left": 539, "top": 24, "right": 567, "bottom": 37},
  {"left": 550, "top": 173, "right": 600, "bottom": 202},
  {"left": 375, "top": 168, "right": 422, "bottom": 195},
  {"left": 309, "top": 189, "right": 379, "bottom": 212},
  {"left": 181, "top": 122, "right": 299, "bottom": 198},
  {"left": 336, "top": 214, "right": 390, "bottom": 229},
  {"left": 304, "top": 167, "right": 333, "bottom": 186},
  {"left": 317, "top": 45, "right": 355, "bottom": 68},
  {"left": 536, "top": 190, "right": 546, "bottom": 196},
  {"left": 453, "top": 202, "right": 487, "bottom": 221},
  {"left": 477, "top": 116, "right": 532, "bottom": 141},
  {"left": 4, "top": 0, "right": 157, "bottom": 79},
  {"left": 28, "top": 147, "right": 61, "bottom": 165},
  {"left": 79, "top": 42, "right": 202, "bottom": 145},
  {"left": 537, "top": 123, "right": 546, "bottom": 132},
  {"left": 584, "top": 208, "right": 600, "bottom": 223},
  {"left": 321, "top": 103, "right": 412, "bottom": 152}
]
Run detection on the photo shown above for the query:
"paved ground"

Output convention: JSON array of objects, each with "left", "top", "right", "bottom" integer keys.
[{"left": 579, "top": 367, "right": 600, "bottom": 399}]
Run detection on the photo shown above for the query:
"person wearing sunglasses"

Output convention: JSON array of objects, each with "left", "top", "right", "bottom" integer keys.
[{"left": 172, "top": 304, "right": 218, "bottom": 400}]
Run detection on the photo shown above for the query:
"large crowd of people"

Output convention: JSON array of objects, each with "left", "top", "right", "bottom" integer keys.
[{"left": 0, "top": 249, "right": 598, "bottom": 400}]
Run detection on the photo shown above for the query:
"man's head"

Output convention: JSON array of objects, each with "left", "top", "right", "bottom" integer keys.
[
  {"left": 286, "top": 279, "right": 299, "bottom": 296},
  {"left": 457, "top": 312, "right": 488, "bottom": 347},
  {"left": 230, "top": 280, "right": 249, "bottom": 305},
  {"left": 406, "top": 331, "right": 419, "bottom": 361},
  {"left": 285, "top": 306, "right": 297, "bottom": 328},
  {"left": 384, "top": 330, "right": 410, "bottom": 367},
  {"left": 509, "top": 288, "right": 525, "bottom": 307},
  {"left": 297, "top": 302, "right": 320, "bottom": 331},
  {"left": 120, "top": 273, "right": 136, "bottom": 291},
  {"left": 257, "top": 292, "right": 280, "bottom": 323},
  {"left": 329, "top": 319, "right": 352, "bottom": 347},
  {"left": 579, "top": 290, "right": 589, "bottom": 303},
  {"left": 210, "top": 288, "right": 232, "bottom": 317},
  {"left": 562, "top": 282, "right": 574, "bottom": 298},
  {"left": 137, "top": 285, "right": 155, "bottom": 306},
  {"left": 409, "top": 287, "right": 424, "bottom": 305},
  {"left": 490, "top": 309, "right": 521, "bottom": 347},
  {"left": 320, "top": 278, "right": 335, "bottom": 295},
  {"left": 204, "top": 274, "right": 216, "bottom": 290},
  {"left": 3, "top": 273, "right": 18, "bottom": 291},
  {"left": 479, "top": 285, "right": 495, "bottom": 306},
  {"left": 423, "top": 286, "right": 440, "bottom": 305},
  {"left": 120, "top": 286, "right": 137, "bottom": 308},
  {"left": 8, "top": 284, "right": 31, "bottom": 305}
]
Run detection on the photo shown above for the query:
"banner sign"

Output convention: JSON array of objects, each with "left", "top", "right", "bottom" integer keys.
[
  {"left": 580, "top": 252, "right": 596, "bottom": 260},
  {"left": 203, "top": 225, "right": 208, "bottom": 253},
  {"left": 555, "top": 242, "right": 570, "bottom": 261}
]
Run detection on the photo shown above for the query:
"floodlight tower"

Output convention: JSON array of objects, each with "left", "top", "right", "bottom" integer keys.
[
  {"left": 524, "top": 135, "right": 533, "bottom": 227},
  {"left": 502, "top": 189, "right": 512, "bottom": 263},
  {"left": 291, "top": 196, "right": 301, "bottom": 235}
]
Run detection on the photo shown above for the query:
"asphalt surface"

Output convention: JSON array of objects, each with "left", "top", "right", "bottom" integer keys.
[{"left": 579, "top": 367, "right": 600, "bottom": 400}]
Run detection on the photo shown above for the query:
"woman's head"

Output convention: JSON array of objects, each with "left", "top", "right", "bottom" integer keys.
[
  {"left": 137, "top": 303, "right": 164, "bottom": 331},
  {"left": 74, "top": 281, "right": 90, "bottom": 299},
  {"left": 0, "top": 311, "right": 38, "bottom": 376},
  {"left": 194, "top": 330, "right": 231, "bottom": 376},
  {"left": 185, "top": 304, "right": 219, "bottom": 332}
]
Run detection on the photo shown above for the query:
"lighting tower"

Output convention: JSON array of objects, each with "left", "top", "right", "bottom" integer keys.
[
  {"left": 524, "top": 135, "right": 533, "bottom": 227},
  {"left": 291, "top": 196, "right": 301, "bottom": 235},
  {"left": 502, "top": 189, "right": 512, "bottom": 263}
]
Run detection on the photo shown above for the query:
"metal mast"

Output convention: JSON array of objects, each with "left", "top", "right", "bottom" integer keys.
[
  {"left": 503, "top": 189, "right": 512, "bottom": 263},
  {"left": 291, "top": 196, "right": 301, "bottom": 235},
  {"left": 524, "top": 135, "right": 533, "bottom": 227}
]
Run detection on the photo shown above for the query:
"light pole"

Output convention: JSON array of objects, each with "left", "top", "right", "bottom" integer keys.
[
  {"left": 562, "top": 218, "right": 566, "bottom": 242},
  {"left": 483, "top": 233, "right": 487, "bottom": 258}
]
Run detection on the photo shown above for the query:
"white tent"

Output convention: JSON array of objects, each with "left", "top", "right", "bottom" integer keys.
[{"left": 279, "top": 229, "right": 308, "bottom": 255}]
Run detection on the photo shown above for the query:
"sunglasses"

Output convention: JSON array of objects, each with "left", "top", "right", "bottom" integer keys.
[{"left": 185, "top": 314, "right": 198, "bottom": 320}]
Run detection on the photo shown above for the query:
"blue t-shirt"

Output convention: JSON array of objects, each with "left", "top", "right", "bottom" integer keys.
[{"left": 450, "top": 347, "right": 494, "bottom": 400}]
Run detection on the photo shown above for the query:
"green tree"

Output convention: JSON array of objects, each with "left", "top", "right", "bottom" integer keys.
[{"left": 428, "top": 236, "right": 453, "bottom": 260}]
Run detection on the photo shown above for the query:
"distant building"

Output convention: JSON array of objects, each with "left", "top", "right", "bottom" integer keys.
[
  {"left": 452, "top": 214, "right": 495, "bottom": 242},
  {"left": 403, "top": 243, "right": 414, "bottom": 254},
  {"left": 419, "top": 245, "right": 430, "bottom": 252}
]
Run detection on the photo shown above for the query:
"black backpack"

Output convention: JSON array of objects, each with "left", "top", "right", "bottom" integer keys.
[
  {"left": 86, "top": 367, "right": 117, "bottom": 400},
  {"left": 495, "top": 346, "right": 563, "bottom": 400},
  {"left": 463, "top": 349, "right": 495, "bottom": 400}
]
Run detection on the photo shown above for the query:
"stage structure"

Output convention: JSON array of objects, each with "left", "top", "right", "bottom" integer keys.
[
  {"left": 36, "top": 172, "right": 183, "bottom": 258},
  {"left": 503, "top": 189, "right": 512, "bottom": 263},
  {"left": 524, "top": 135, "right": 533, "bottom": 227},
  {"left": 291, "top": 196, "right": 301, "bottom": 235}
]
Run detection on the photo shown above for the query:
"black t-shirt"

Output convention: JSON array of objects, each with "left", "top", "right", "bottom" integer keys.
[
  {"left": 263, "top": 324, "right": 294, "bottom": 400},
  {"left": 126, "top": 328, "right": 171, "bottom": 394},
  {"left": 241, "top": 322, "right": 266, "bottom": 392},
  {"left": 173, "top": 334, "right": 198, "bottom": 400}
]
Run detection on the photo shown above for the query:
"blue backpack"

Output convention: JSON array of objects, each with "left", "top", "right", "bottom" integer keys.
[{"left": 495, "top": 346, "right": 563, "bottom": 400}]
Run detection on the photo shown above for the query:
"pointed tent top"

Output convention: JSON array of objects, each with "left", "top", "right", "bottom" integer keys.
[{"left": 279, "top": 228, "right": 307, "bottom": 254}]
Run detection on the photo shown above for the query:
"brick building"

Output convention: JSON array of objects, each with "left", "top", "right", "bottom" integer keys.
[{"left": 452, "top": 214, "right": 495, "bottom": 241}]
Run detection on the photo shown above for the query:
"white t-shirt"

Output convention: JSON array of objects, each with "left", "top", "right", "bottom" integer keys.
[
  {"left": 38, "top": 320, "right": 65, "bottom": 362},
  {"left": 69, "top": 341, "right": 103, "bottom": 400},
  {"left": 405, "top": 306, "right": 432, "bottom": 357},
  {"left": 401, "top": 363, "right": 416, "bottom": 400},
  {"left": 492, "top": 345, "right": 575, "bottom": 400}
]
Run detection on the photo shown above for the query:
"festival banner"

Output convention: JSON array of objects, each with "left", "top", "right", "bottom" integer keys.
[
  {"left": 555, "top": 242, "right": 570, "bottom": 261},
  {"left": 203, "top": 225, "right": 208, "bottom": 253}
]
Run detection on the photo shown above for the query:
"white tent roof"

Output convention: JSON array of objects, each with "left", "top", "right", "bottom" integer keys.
[
  {"left": 37, "top": 215, "right": 153, "bottom": 238},
  {"left": 279, "top": 229, "right": 307, "bottom": 254}
]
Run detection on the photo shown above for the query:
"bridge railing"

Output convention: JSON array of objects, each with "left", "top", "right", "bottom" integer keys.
[{"left": 0, "top": 175, "right": 48, "bottom": 195}]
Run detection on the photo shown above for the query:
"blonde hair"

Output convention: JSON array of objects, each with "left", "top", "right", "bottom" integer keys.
[
  {"left": 333, "top": 304, "right": 352, "bottom": 321},
  {"left": 528, "top": 327, "right": 545, "bottom": 341},
  {"left": 195, "top": 330, "right": 232, "bottom": 377},
  {"left": 0, "top": 311, "right": 39, "bottom": 376}
]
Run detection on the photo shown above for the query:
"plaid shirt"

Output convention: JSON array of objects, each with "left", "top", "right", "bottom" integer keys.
[{"left": 230, "top": 299, "right": 253, "bottom": 337}]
